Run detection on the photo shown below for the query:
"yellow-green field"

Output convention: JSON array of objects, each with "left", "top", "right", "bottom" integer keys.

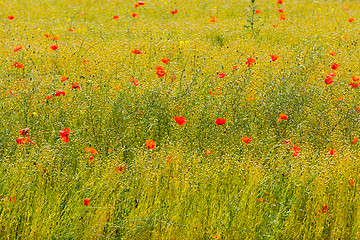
[{"left": 1, "top": 0, "right": 360, "bottom": 238}]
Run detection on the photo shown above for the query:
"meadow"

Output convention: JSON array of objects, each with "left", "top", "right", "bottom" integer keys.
[{"left": 1, "top": 0, "right": 360, "bottom": 238}]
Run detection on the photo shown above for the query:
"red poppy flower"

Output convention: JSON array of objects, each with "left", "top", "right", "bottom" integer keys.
[
  {"left": 16, "top": 137, "right": 28, "bottom": 145},
  {"left": 277, "top": 0, "right": 284, "bottom": 3},
  {"left": 7, "top": 16, "right": 15, "bottom": 20},
  {"left": 352, "top": 137, "right": 358, "bottom": 144},
  {"left": 256, "top": 10, "right": 261, "bottom": 14},
  {"left": 270, "top": 55, "right": 279, "bottom": 61},
  {"left": 132, "top": 80, "right": 139, "bottom": 86},
  {"left": 278, "top": 9, "right": 285, "bottom": 12},
  {"left": 205, "top": 149, "right": 214, "bottom": 156},
  {"left": 13, "top": 46, "right": 22, "bottom": 52},
  {"left": 352, "top": 76, "right": 359, "bottom": 82},
  {"left": 290, "top": 144, "right": 301, "bottom": 158},
  {"left": 232, "top": 65, "right": 239, "bottom": 71},
  {"left": 174, "top": 116, "right": 187, "bottom": 126},
  {"left": 349, "top": 179, "right": 354, "bottom": 185},
  {"left": 86, "top": 148, "right": 97, "bottom": 154},
  {"left": 280, "top": 113, "right": 288, "bottom": 120},
  {"left": 246, "top": 58, "right": 256, "bottom": 67},
  {"left": 51, "top": 36, "right": 59, "bottom": 40},
  {"left": 59, "top": 128, "right": 71, "bottom": 143},
  {"left": 322, "top": 205, "right": 328, "bottom": 213},
  {"left": 161, "top": 58, "right": 170, "bottom": 64},
  {"left": 80, "top": 11, "right": 85, "bottom": 15},
  {"left": 132, "top": 49, "right": 142, "bottom": 54},
  {"left": 55, "top": 90, "right": 65, "bottom": 96},
  {"left": 290, "top": 145, "right": 300, "bottom": 153},
  {"left": 171, "top": 9, "right": 178, "bottom": 14},
  {"left": 155, "top": 66, "right": 166, "bottom": 77},
  {"left": 45, "top": 95, "right": 53, "bottom": 100},
  {"left": 330, "top": 51, "right": 335, "bottom": 56},
  {"left": 215, "top": 118, "right": 226, "bottom": 125},
  {"left": 61, "top": 77, "right": 68, "bottom": 82},
  {"left": 18, "top": 136, "right": 35, "bottom": 145},
  {"left": 324, "top": 76, "right": 333, "bottom": 85},
  {"left": 242, "top": 137, "right": 251, "bottom": 144},
  {"left": 68, "top": 28, "right": 74, "bottom": 32},
  {"left": 8, "top": 86, "right": 18, "bottom": 93},
  {"left": 349, "top": 82, "right": 360, "bottom": 88},
  {"left": 210, "top": 16, "right": 216, "bottom": 22},
  {"left": 84, "top": 198, "right": 90, "bottom": 205},
  {"left": 293, "top": 149, "right": 301, "bottom": 158},
  {"left": 50, "top": 45, "right": 58, "bottom": 50},
  {"left": 332, "top": 97, "right": 343, "bottom": 102},
  {"left": 132, "top": 12, "right": 138, "bottom": 18},
  {"left": 137, "top": 1, "right": 145, "bottom": 6},
  {"left": 115, "top": 166, "right": 125, "bottom": 173},
  {"left": 20, "top": 128, "right": 30, "bottom": 137},
  {"left": 256, "top": 199, "right": 263, "bottom": 203},
  {"left": 145, "top": 139, "right": 156, "bottom": 149},
  {"left": 113, "top": 15, "right": 119, "bottom": 19},
  {"left": 357, "top": 107, "right": 360, "bottom": 113},
  {"left": 45, "top": 33, "right": 51, "bottom": 38},
  {"left": 82, "top": 60, "right": 89, "bottom": 64},
  {"left": 273, "top": 25, "right": 278, "bottom": 28},
  {"left": 280, "top": 14, "right": 286, "bottom": 20},
  {"left": 349, "top": 18, "right": 354, "bottom": 23},
  {"left": 329, "top": 149, "right": 336, "bottom": 156},
  {"left": 72, "top": 82, "right": 80, "bottom": 90},
  {"left": 14, "top": 62, "right": 24, "bottom": 69},
  {"left": 331, "top": 63, "right": 339, "bottom": 70},
  {"left": 327, "top": 71, "right": 336, "bottom": 78},
  {"left": 216, "top": 72, "right": 226, "bottom": 78}
]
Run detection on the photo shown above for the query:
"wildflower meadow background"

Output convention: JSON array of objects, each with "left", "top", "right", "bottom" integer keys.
[{"left": 1, "top": 0, "right": 360, "bottom": 238}]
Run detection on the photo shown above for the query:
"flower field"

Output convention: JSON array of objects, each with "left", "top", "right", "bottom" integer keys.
[{"left": 1, "top": 0, "right": 360, "bottom": 238}]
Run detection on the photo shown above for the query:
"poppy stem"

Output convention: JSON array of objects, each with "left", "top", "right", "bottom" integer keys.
[
  {"left": 88, "top": 97, "right": 100, "bottom": 147},
  {"left": 326, "top": 107, "right": 353, "bottom": 139}
]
